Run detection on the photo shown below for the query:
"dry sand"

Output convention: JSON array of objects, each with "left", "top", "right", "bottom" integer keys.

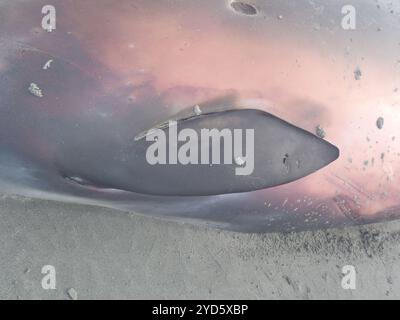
[{"left": 0, "top": 193, "right": 399, "bottom": 299}]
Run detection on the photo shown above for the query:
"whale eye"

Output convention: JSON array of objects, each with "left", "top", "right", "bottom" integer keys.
[{"left": 230, "top": 1, "right": 258, "bottom": 16}]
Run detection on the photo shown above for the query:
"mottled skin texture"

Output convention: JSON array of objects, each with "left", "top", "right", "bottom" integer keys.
[{"left": 0, "top": 0, "right": 399, "bottom": 232}]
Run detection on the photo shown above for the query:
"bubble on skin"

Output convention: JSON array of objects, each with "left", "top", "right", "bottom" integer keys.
[
  {"left": 235, "top": 156, "right": 245, "bottom": 166},
  {"left": 193, "top": 105, "right": 202, "bottom": 116},
  {"left": 315, "top": 125, "right": 326, "bottom": 138},
  {"left": 28, "top": 83, "right": 43, "bottom": 98}
]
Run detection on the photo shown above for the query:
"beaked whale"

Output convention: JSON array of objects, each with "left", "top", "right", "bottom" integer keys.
[{"left": 0, "top": 0, "right": 399, "bottom": 232}]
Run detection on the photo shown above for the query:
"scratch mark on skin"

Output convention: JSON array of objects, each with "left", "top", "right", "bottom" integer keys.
[
  {"left": 333, "top": 195, "right": 363, "bottom": 223},
  {"left": 328, "top": 173, "right": 373, "bottom": 201}
]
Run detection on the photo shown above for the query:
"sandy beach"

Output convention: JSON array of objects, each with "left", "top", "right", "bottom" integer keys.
[{"left": 0, "top": 193, "right": 399, "bottom": 299}]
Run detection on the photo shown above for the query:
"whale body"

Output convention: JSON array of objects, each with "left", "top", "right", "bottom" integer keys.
[{"left": 0, "top": 0, "right": 399, "bottom": 232}]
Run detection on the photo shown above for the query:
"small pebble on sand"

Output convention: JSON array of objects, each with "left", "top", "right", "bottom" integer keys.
[{"left": 67, "top": 288, "right": 78, "bottom": 300}]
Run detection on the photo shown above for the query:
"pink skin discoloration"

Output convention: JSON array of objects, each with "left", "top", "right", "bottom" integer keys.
[{"left": 61, "top": 0, "right": 400, "bottom": 217}]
